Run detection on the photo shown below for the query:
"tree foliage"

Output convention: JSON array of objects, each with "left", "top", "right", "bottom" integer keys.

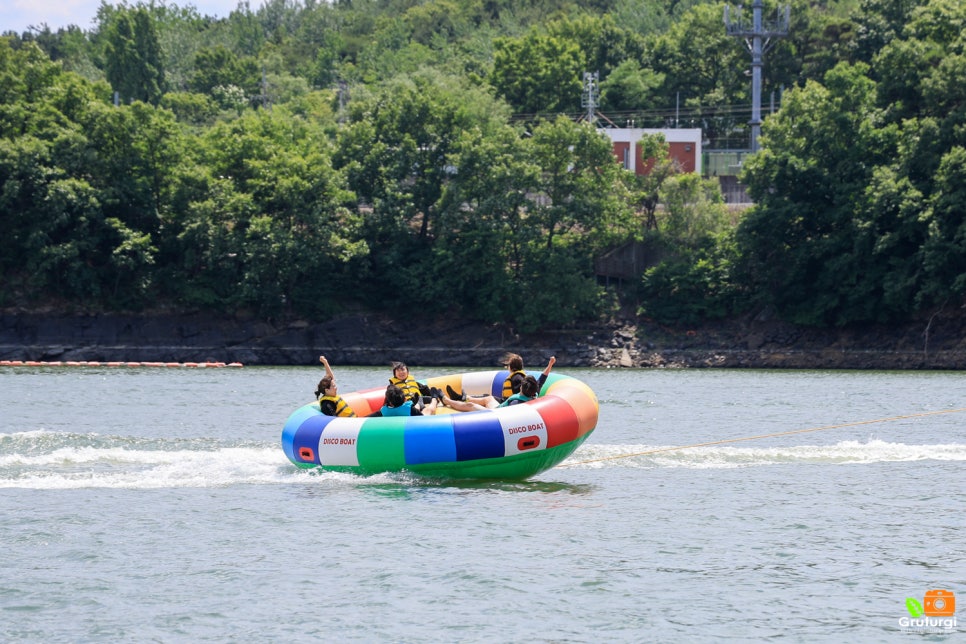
[
  {"left": 2, "top": 0, "right": 966, "bottom": 332},
  {"left": 734, "top": 0, "right": 966, "bottom": 325},
  {"left": 490, "top": 30, "right": 585, "bottom": 114},
  {"left": 103, "top": 6, "right": 167, "bottom": 104}
]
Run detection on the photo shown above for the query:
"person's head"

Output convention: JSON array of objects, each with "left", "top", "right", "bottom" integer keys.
[
  {"left": 520, "top": 375, "right": 540, "bottom": 398},
  {"left": 391, "top": 361, "right": 409, "bottom": 379},
  {"left": 502, "top": 353, "right": 523, "bottom": 372},
  {"left": 384, "top": 384, "right": 407, "bottom": 408},
  {"left": 315, "top": 376, "right": 336, "bottom": 398}
]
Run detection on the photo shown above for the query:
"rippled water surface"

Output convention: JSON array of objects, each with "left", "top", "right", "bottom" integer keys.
[{"left": 2, "top": 366, "right": 964, "bottom": 641}]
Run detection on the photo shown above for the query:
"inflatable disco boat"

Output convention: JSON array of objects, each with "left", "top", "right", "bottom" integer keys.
[{"left": 281, "top": 370, "right": 598, "bottom": 479}]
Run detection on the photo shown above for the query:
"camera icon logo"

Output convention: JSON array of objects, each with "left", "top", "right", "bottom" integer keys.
[{"left": 924, "top": 589, "right": 956, "bottom": 617}]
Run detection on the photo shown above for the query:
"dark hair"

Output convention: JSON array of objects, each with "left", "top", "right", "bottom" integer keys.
[
  {"left": 384, "top": 384, "right": 407, "bottom": 408},
  {"left": 391, "top": 361, "right": 407, "bottom": 373},
  {"left": 520, "top": 375, "right": 539, "bottom": 398},
  {"left": 315, "top": 376, "right": 333, "bottom": 398},
  {"left": 502, "top": 353, "right": 523, "bottom": 371}
]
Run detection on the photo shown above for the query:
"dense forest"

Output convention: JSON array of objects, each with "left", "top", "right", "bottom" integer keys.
[{"left": 1, "top": 0, "right": 964, "bottom": 332}]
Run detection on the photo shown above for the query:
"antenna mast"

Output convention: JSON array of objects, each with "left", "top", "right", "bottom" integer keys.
[
  {"left": 337, "top": 80, "right": 349, "bottom": 123},
  {"left": 582, "top": 72, "right": 599, "bottom": 125},
  {"left": 725, "top": 0, "right": 789, "bottom": 152},
  {"left": 254, "top": 66, "right": 274, "bottom": 111}
]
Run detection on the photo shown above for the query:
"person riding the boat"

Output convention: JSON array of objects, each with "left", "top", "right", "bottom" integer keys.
[
  {"left": 499, "top": 375, "right": 542, "bottom": 406},
  {"left": 500, "top": 353, "right": 528, "bottom": 400},
  {"left": 389, "top": 361, "right": 435, "bottom": 410},
  {"left": 368, "top": 384, "right": 439, "bottom": 417},
  {"left": 441, "top": 356, "right": 556, "bottom": 412},
  {"left": 446, "top": 354, "right": 553, "bottom": 405},
  {"left": 315, "top": 355, "right": 356, "bottom": 417}
]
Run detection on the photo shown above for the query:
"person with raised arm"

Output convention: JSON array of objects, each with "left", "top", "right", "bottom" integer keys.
[
  {"left": 315, "top": 355, "right": 356, "bottom": 417},
  {"left": 441, "top": 356, "right": 556, "bottom": 411}
]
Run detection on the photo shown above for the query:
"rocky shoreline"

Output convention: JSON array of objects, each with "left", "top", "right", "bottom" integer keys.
[{"left": 2, "top": 309, "right": 966, "bottom": 370}]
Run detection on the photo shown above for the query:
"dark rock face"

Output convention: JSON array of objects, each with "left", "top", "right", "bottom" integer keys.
[
  {"left": 2, "top": 309, "right": 966, "bottom": 369},
  {"left": 0, "top": 311, "right": 535, "bottom": 366}
]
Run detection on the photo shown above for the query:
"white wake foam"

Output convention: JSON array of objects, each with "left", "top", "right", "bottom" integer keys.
[
  {"left": 0, "top": 429, "right": 339, "bottom": 489},
  {"left": 5, "top": 431, "right": 964, "bottom": 487},
  {"left": 567, "top": 439, "right": 966, "bottom": 469}
]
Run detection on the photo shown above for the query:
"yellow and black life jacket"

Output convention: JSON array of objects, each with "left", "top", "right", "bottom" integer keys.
[
  {"left": 319, "top": 394, "right": 356, "bottom": 418},
  {"left": 502, "top": 370, "right": 527, "bottom": 399},
  {"left": 389, "top": 375, "right": 422, "bottom": 400}
]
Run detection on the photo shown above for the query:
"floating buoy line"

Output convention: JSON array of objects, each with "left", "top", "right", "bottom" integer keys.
[
  {"left": 0, "top": 360, "right": 243, "bottom": 368},
  {"left": 564, "top": 407, "right": 966, "bottom": 467}
]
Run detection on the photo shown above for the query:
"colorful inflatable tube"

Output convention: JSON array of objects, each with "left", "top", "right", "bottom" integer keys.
[{"left": 281, "top": 370, "right": 598, "bottom": 479}]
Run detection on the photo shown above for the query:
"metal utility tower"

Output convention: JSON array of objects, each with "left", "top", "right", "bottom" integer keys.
[
  {"left": 582, "top": 72, "right": 599, "bottom": 124},
  {"left": 337, "top": 80, "right": 349, "bottom": 123},
  {"left": 725, "top": 0, "right": 789, "bottom": 152},
  {"left": 254, "top": 66, "right": 275, "bottom": 111}
]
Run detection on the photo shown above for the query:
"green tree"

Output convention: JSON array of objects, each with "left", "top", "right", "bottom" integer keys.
[
  {"left": 547, "top": 14, "right": 647, "bottom": 80},
  {"left": 874, "top": 0, "right": 966, "bottom": 122},
  {"left": 149, "top": 2, "right": 222, "bottom": 93},
  {"left": 103, "top": 6, "right": 166, "bottom": 105},
  {"left": 0, "top": 40, "right": 67, "bottom": 137},
  {"left": 105, "top": 216, "right": 157, "bottom": 303},
  {"left": 623, "top": 134, "right": 677, "bottom": 232},
  {"left": 0, "top": 137, "right": 105, "bottom": 300},
  {"left": 852, "top": 163, "right": 927, "bottom": 317},
  {"left": 336, "top": 70, "right": 507, "bottom": 236},
  {"left": 504, "top": 117, "right": 628, "bottom": 330},
  {"left": 660, "top": 173, "right": 731, "bottom": 249},
  {"left": 0, "top": 41, "right": 119, "bottom": 303},
  {"left": 489, "top": 31, "right": 584, "bottom": 114},
  {"left": 644, "top": 3, "right": 750, "bottom": 140},
  {"left": 599, "top": 59, "right": 665, "bottom": 113},
  {"left": 189, "top": 45, "right": 260, "bottom": 97},
  {"left": 634, "top": 149, "right": 737, "bottom": 326},
  {"left": 429, "top": 125, "right": 538, "bottom": 323},
  {"left": 638, "top": 231, "right": 742, "bottom": 326},
  {"left": 83, "top": 101, "right": 183, "bottom": 234},
  {"left": 763, "top": 0, "right": 862, "bottom": 90},
  {"left": 737, "top": 62, "right": 899, "bottom": 325},
  {"left": 526, "top": 116, "right": 629, "bottom": 250},
  {"left": 919, "top": 147, "right": 966, "bottom": 306},
  {"left": 611, "top": 0, "right": 675, "bottom": 36},
  {"left": 334, "top": 71, "right": 517, "bottom": 309},
  {"left": 852, "top": 0, "right": 921, "bottom": 62},
  {"left": 161, "top": 91, "right": 219, "bottom": 125},
  {"left": 174, "top": 106, "right": 362, "bottom": 316}
]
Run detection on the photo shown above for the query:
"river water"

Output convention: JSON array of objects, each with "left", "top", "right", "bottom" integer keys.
[{"left": 1, "top": 365, "right": 963, "bottom": 642}]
